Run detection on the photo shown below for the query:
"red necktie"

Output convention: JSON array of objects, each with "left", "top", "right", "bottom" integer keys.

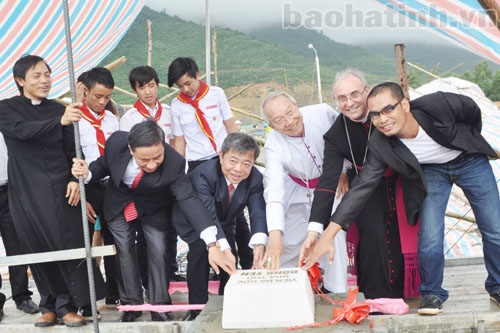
[
  {"left": 124, "top": 169, "right": 144, "bottom": 222},
  {"left": 228, "top": 183, "right": 235, "bottom": 204},
  {"left": 80, "top": 101, "right": 106, "bottom": 156},
  {"left": 133, "top": 99, "right": 163, "bottom": 122},
  {"left": 177, "top": 81, "right": 217, "bottom": 152}
]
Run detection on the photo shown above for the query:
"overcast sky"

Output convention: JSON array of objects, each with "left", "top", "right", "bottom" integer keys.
[{"left": 145, "top": 0, "right": 446, "bottom": 45}]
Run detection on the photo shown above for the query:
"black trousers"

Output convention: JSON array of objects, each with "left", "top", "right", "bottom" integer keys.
[
  {"left": 85, "top": 183, "right": 119, "bottom": 299},
  {"left": 0, "top": 185, "right": 32, "bottom": 305},
  {"left": 108, "top": 215, "right": 171, "bottom": 305},
  {"left": 186, "top": 234, "right": 237, "bottom": 304}
]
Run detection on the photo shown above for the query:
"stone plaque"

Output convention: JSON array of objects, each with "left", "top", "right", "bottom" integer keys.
[{"left": 222, "top": 268, "right": 315, "bottom": 329}]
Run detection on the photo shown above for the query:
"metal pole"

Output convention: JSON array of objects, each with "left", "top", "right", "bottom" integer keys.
[
  {"left": 205, "top": 0, "right": 211, "bottom": 84},
  {"left": 308, "top": 44, "right": 323, "bottom": 104},
  {"left": 62, "top": 0, "right": 99, "bottom": 331}
]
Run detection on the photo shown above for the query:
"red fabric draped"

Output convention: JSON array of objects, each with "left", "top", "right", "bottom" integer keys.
[
  {"left": 80, "top": 101, "right": 106, "bottom": 156},
  {"left": 133, "top": 99, "right": 162, "bottom": 122}
]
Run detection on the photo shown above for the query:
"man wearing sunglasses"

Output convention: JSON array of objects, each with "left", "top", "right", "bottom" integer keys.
[{"left": 302, "top": 81, "right": 500, "bottom": 316}]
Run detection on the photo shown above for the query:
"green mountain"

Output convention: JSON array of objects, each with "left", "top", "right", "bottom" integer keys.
[
  {"left": 100, "top": 6, "right": 494, "bottom": 105},
  {"left": 246, "top": 24, "right": 396, "bottom": 81},
  {"left": 364, "top": 41, "right": 500, "bottom": 75},
  {"left": 99, "top": 6, "right": 396, "bottom": 105}
]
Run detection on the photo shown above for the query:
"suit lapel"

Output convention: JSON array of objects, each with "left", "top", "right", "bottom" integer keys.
[
  {"left": 136, "top": 168, "right": 161, "bottom": 193},
  {"left": 391, "top": 138, "right": 425, "bottom": 181},
  {"left": 113, "top": 150, "right": 133, "bottom": 188}
]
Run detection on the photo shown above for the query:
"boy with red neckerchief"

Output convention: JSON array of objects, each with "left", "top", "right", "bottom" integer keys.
[
  {"left": 167, "top": 57, "right": 238, "bottom": 171},
  {"left": 77, "top": 67, "right": 119, "bottom": 319}
]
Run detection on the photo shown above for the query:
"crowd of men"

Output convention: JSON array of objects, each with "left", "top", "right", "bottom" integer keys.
[{"left": 0, "top": 54, "right": 499, "bottom": 328}]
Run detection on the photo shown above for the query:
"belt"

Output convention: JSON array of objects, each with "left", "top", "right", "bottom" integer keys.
[
  {"left": 446, "top": 152, "right": 480, "bottom": 164},
  {"left": 0, "top": 183, "right": 7, "bottom": 192}
]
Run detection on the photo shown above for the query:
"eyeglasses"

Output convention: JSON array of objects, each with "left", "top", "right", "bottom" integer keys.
[
  {"left": 335, "top": 86, "right": 367, "bottom": 104},
  {"left": 369, "top": 99, "right": 403, "bottom": 120}
]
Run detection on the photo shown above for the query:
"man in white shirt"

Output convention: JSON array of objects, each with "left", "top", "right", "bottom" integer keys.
[{"left": 77, "top": 67, "right": 120, "bottom": 317}]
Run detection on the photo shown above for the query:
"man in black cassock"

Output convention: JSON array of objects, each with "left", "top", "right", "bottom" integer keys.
[{"left": 0, "top": 55, "right": 105, "bottom": 328}]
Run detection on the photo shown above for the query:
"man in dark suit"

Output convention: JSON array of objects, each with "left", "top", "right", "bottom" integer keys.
[
  {"left": 301, "top": 82, "right": 500, "bottom": 316},
  {"left": 71, "top": 120, "right": 237, "bottom": 322},
  {"left": 173, "top": 132, "right": 267, "bottom": 318}
]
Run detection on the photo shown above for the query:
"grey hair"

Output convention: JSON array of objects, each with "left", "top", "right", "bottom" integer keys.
[
  {"left": 220, "top": 132, "right": 260, "bottom": 161},
  {"left": 332, "top": 68, "right": 368, "bottom": 98},
  {"left": 260, "top": 90, "right": 298, "bottom": 123}
]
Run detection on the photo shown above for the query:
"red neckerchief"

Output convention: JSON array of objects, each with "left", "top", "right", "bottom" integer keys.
[
  {"left": 133, "top": 99, "right": 162, "bottom": 122},
  {"left": 80, "top": 101, "right": 106, "bottom": 156},
  {"left": 177, "top": 81, "right": 217, "bottom": 152}
]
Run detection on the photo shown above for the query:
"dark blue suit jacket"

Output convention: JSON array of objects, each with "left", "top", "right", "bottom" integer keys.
[{"left": 173, "top": 158, "right": 268, "bottom": 244}]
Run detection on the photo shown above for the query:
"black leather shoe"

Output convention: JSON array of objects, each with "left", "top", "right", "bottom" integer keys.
[
  {"left": 169, "top": 274, "right": 187, "bottom": 282},
  {"left": 0, "top": 293, "right": 5, "bottom": 322},
  {"left": 16, "top": 298, "right": 40, "bottom": 314},
  {"left": 151, "top": 311, "right": 175, "bottom": 321},
  {"left": 190, "top": 310, "right": 201, "bottom": 320},
  {"left": 119, "top": 311, "right": 142, "bottom": 322}
]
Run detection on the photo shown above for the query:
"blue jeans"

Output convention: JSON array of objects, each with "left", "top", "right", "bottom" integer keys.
[{"left": 419, "top": 154, "right": 500, "bottom": 302}]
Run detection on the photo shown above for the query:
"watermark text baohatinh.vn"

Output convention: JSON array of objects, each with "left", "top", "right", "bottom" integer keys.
[{"left": 282, "top": 3, "right": 499, "bottom": 30}]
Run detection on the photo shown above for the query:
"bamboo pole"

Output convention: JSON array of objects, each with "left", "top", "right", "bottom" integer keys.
[
  {"left": 394, "top": 44, "right": 409, "bottom": 98},
  {"left": 227, "top": 83, "right": 254, "bottom": 101},
  {"left": 58, "top": 57, "right": 126, "bottom": 100},
  {"left": 478, "top": 0, "right": 500, "bottom": 31},
  {"left": 231, "top": 106, "right": 264, "bottom": 121},
  {"left": 407, "top": 61, "right": 440, "bottom": 80},
  {"left": 147, "top": 19, "right": 152, "bottom": 66},
  {"left": 213, "top": 29, "right": 218, "bottom": 86}
]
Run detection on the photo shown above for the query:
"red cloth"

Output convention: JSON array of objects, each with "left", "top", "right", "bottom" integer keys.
[
  {"left": 394, "top": 175, "right": 421, "bottom": 298},
  {"left": 133, "top": 99, "right": 162, "bottom": 122},
  {"left": 287, "top": 173, "right": 320, "bottom": 189},
  {"left": 123, "top": 169, "right": 144, "bottom": 222},
  {"left": 346, "top": 168, "right": 421, "bottom": 298},
  {"left": 80, "top": 101, "right": 106, "bottom": 156},
  {"left": 228, "top": 183, "right": 234, "bottom": 204},
  {"left": 177, "top": 81, "right": 217, "bottom": 152},
  {"left": 287, "top": 287, "right": 371, "bottom": 330}
]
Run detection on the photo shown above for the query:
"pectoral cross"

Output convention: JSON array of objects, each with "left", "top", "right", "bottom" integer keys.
[{"left": 306, "top": 191, "right": 312, "bottom": 206}]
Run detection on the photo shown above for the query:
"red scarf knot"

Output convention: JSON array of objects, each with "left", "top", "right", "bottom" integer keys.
[
  {"left": 80, "top": 101, "right": 106, "bottom": 156},
  {"left": 133, "top": 99, "right": 162, "bottom": 122},
  {"left": 177, "top": 81, "right": 217, "bottom": 152}
]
